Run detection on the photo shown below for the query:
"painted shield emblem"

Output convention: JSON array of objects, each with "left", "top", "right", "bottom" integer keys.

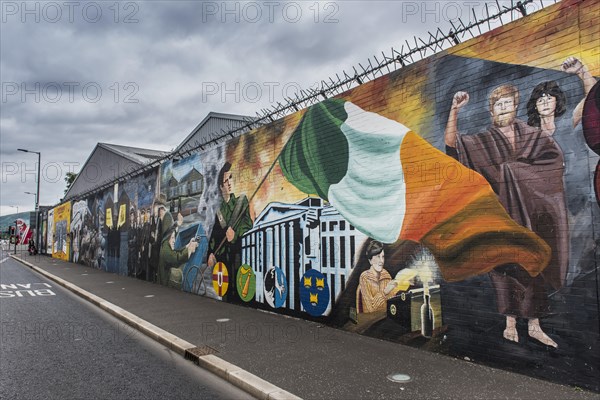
[
  {"left": 236, "top": 264, "right": 256, "bottom": 302},
  {"left": 263, "top": 266, "right": 287, "bottom": 308},
  {"left": 212, "top": 262, "right": 229, "bottom": 297},
  {"left": 300, "top": 269, "right": 330, "bottom": 316}
]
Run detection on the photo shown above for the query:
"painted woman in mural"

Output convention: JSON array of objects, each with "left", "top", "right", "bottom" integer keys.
[
  {"left": 356, "top": 240, "right": 397, "bottom": 314},
  {"left": 527, "top": 57, "right": 598, "bottom": 134},
  {"left": 442, "top": 58, "right": 598, "bottom": 347},
  {"left": 207, "top": 161, "right": 253, "bottom": 302}
]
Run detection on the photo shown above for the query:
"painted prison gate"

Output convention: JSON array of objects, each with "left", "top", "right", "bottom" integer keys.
[{"left": 47, "top": 0, "right": 599, "bottom": 391}]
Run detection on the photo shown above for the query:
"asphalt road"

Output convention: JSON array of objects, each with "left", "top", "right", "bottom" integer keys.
[{"left": 0, "top": 248, "right": 254, "bottom": 400}]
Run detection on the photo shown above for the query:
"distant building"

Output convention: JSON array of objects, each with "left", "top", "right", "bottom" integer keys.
[
  {"left": 63, "top": 143, "right": 170, "bottom": 201},
  {"left": 241, "top": 198, "right": 366, "bottom": 314},
  {"left": 63, "top": 113, "right": 252, "bottom": 203},
  {"left": 173, "top": 112, "right": 253, "bottom": 154}
]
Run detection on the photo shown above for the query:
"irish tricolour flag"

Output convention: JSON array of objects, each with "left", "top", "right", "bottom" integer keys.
[{"left": 279, "top": 99, "right": 550, "bottom": 281}]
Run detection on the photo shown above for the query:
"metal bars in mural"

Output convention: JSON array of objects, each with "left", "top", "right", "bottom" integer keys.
[{"left": 45, "top": 0, "right": 600, "bottom": 391}]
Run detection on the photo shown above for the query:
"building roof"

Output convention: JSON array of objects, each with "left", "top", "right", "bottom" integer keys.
[
  {"left": 173, "top": 112, "right": 254, "bottom": 154},
  {"left": 97, "top": 143, "right": 169, "bottom": 164},
  {"left": 63, "top": 112, "right": 251, "bottom": 202},
  {"left": 63, "top": 143, "right": 169, "bottom": 201}
]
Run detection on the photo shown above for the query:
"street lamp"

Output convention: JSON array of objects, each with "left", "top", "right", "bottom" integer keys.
[
  {"left": 8, "top": 205, "right": 19, "bottom": 214},
  {"left": 17, "top": 149, "right": 41, "bottom": 212},
  {"left": 18, "top": 148, "right": 41, "bottom": 248}
]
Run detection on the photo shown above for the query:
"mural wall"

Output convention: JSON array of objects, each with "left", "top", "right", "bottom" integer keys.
[
  {"left": 51, "top": 202, "right": 71, "bottom": 260},
  {"left": 70, "top": 171, "right": 159, "bottom": 278},
  {"left": 48, "top": 0, "right": 598, "bottom": 391}
]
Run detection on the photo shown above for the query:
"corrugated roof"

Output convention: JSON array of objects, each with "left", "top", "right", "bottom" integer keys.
[
  {"left": 98, "top": 143, "right": 170, "bottom": 165},
  {"left": 174, "top": 112, "right": 254, "bottom": 154},
  {"left": 63, "top": 143, "right": 169, "bottom": 200}
]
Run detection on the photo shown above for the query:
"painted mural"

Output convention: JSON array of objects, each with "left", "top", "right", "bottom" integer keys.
[
  {"left": 71, "top": 171, "right": 159, "bottom": 277},
  {"left": 53, "top": 0, "right": 598, "bottom": 391},
  {"left": 51, "top": 202, "right": 71, "bottom": 260},
  {"left": 13, "top": 218, "right": 33, "bottom": 245},
  {"left": 46, "top": 208, "right": 54, "bottom": 254},
  {"left": 40, "top": 212, "right": 47, "bottom": 254},
  {"left": 155, "top": 153, "right": 209, "bottom": 292}
]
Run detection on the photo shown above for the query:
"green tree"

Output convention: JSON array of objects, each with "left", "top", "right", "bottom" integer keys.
[{"left": 64, "top": 172, "right": 78, "bottom": 195}]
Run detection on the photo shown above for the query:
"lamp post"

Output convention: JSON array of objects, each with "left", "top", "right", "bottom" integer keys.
[
  {"left": 18, "top": 148, "right": 41, "bottom": 248},
  {"left": 17, "top": 149, "right": 40, "bottom": 211},
  {"left": 8, "top": 207, "right": 19, "bottom": 254}
]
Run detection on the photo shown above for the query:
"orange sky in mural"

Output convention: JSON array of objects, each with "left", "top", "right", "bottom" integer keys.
[
  {"left": 450, "top": 0, "right": 599, "bottom": 76},
  {"left": 226, "top": 112, "right": 308, "bottom": 216}
]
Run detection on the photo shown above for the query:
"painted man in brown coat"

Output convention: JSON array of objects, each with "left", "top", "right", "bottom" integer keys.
[{"left": 445, "top": 84, "right": 569, "bottom": 348}]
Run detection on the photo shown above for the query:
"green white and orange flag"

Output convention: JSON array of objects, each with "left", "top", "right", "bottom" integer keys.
[{"left": 279, "top": 99, "right": 550, "bottom": 282}]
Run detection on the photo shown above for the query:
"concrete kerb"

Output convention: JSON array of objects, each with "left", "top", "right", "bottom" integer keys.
[{"left": 10, "top": 255, "right": 303, "bottom": 400}]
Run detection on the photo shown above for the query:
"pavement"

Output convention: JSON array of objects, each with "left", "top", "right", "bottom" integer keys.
[{"left": 7, "top": 249, "right": 599, "bottom": 400}]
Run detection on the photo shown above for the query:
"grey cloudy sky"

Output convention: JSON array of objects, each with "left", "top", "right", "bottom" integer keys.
[{"left": 0, "top": 0, "right": 544, "bottom": 216}]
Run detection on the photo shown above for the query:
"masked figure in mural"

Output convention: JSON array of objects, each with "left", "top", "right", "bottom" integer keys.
[
  {"left": 72, "top": 229, "right": 80, "bottom": 263},
  {"left": 356, "top": 240, "right": 397, "bottom": 314},
  {"left": 80, "top": 222, "right": 91, "bottom": 266},
  {"left": 444, "top": 82, "right": 572, "bottom": 348},
  {"left": 55, "top": 222, "right": 65, "bottom": 254},
  {"left": 93, "top": 204, "right": 106, "bottom": 270},
  {"left": 127, "top": 207, "right": 140, "bottom": 277},
  {"left": 208, "top": 162, "right": 253, "bottom": 303},
  {"left": 79, "top": 224, "right": 89, "bottom": 265},
  {"left": 157, "top": 226, "right": 199, "bottom": 286}
]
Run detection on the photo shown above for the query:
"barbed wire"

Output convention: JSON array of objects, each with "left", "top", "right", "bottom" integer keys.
[{"left": 66, "top": 0, "right": 556, "bottom": 203}]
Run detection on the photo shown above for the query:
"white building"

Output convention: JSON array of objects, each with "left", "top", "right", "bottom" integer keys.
[{"left": 241, "top": 198, "right": 366, "bottom": 314}]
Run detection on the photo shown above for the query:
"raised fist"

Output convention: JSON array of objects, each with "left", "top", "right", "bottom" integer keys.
[
  {"left": 561, "top": 57, "right": 584, "bottom": 74},
  {"left": 452, "top": 91, "right": 469, "bottom": 110}
]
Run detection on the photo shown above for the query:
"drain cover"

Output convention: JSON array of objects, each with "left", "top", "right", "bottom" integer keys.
[
  {"left": 387, "top": 373, "right": 412, "bottom": 383},
  {"left": 185, "top": 345, "right": 219, "bottom": 363}
]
